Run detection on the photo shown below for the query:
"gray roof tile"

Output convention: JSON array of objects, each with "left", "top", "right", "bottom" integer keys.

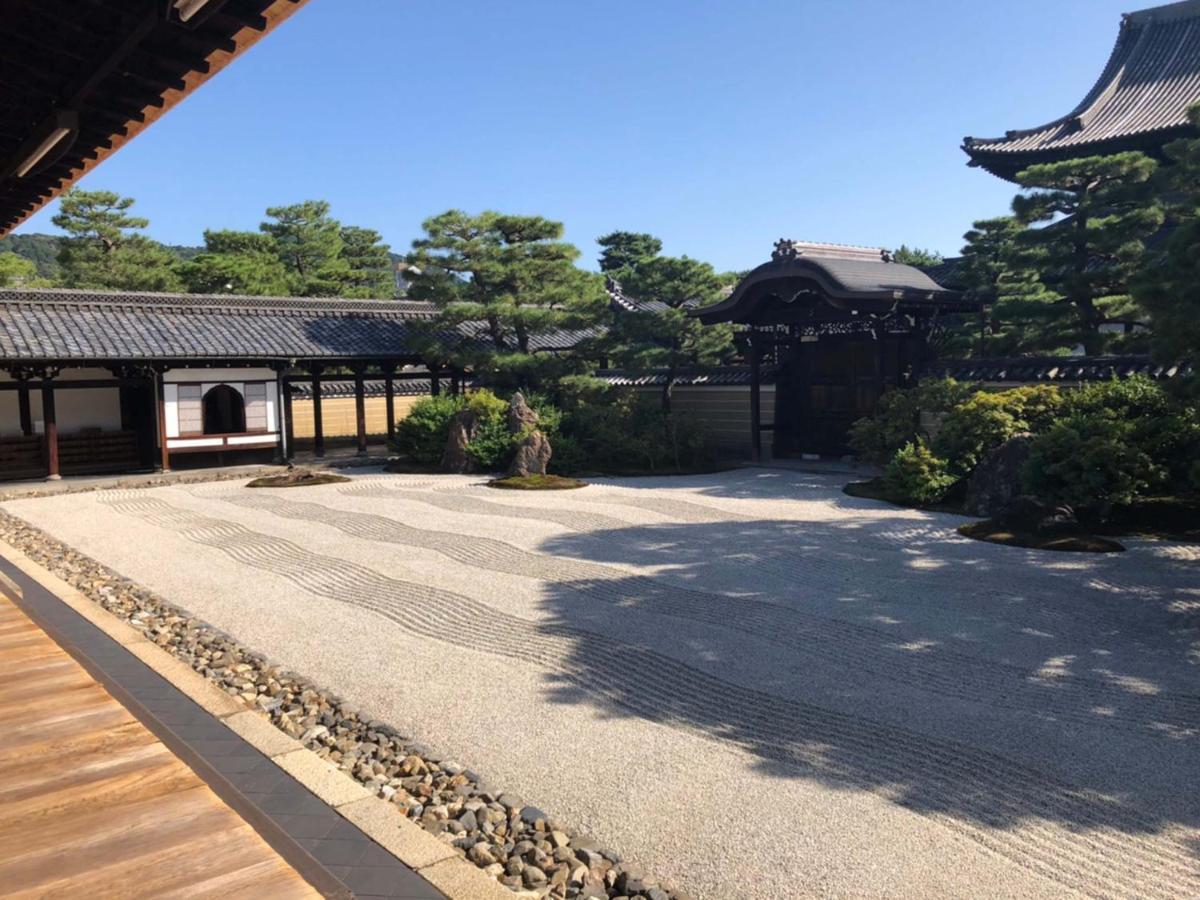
[
  {"left": 0, "top": 289, "right": 447, "bottom": 363},
  {"left": 964, "top": 1, "right": 1200, "bottom": 169}
]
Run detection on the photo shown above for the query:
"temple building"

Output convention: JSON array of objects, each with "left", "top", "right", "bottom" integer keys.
[
  {"left": 963, "top": 0, "right": 1200, "bottom": 179},
  {"left": 0, "top": 290, "right": 459, "bottom": 480},
  {"left": 692, "top": 241, "right": 975, "bottom": 460}
]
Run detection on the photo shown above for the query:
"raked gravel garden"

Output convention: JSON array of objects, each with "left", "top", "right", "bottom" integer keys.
[{"left": 2, "top": 468, "right": 1198, "bottom": 899}]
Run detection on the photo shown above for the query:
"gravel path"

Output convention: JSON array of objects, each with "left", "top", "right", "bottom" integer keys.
[{"left": 4, "top": 470, "right": 1198, "bottom": 899}]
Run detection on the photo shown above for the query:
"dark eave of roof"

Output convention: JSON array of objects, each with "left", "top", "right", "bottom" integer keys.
[
  {"left": 693, "top": 242, "right": 970, "bottom": 325},
  {"left": 962, "top": 0, "right": 1200, "bottom": 181},
  {"left": 0, "top": 0, "right": 310, "bottom": 236}
]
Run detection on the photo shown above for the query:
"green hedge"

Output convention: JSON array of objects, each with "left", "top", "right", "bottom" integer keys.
[{"left": 850, "top": 374, "right": 1196, "bottom": 519}]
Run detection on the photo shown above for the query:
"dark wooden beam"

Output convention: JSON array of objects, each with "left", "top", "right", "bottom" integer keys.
[
  {"left": 384, "top": 370, "right": 396, "bottom": 445},
  {"left": 749, "top": 332, "right": 762, "bottom": 464},
  {"left": 281, "top": 378, "right": 294, "bottom": 461},
  {"left": 310, "top": 371, "right": 324, "bottom": 458},
  {"left": 17, "top": 383, "right": 32, "bottom": 436},
  {"left": 41, "top": 381, "right": 60, "bottom": 480},
  {"left": 156, "top": 372, "right": 170, "bottom": 472},
  {"left": 353, "top": 370, "right": 368, "bottom": 456}
]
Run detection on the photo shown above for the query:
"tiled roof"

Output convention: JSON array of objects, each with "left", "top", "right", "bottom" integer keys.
[
  {"left": 694, "top": 241, "right": 967, "bottom": 324},
  {"left": 0, "top": 289, "right": 448, "bottom": 363},
  {"left": 594, "top": 367, "right": 778, "bottom": 387},
  {"left": 964, "top": 1, "right": 1200, "bottom": 177},
  {"left": 929, "top": 355, "right": 1192, "bottom": 383},
  {"left": 289, "top": 378, "right": 446, "bottom": 399}
]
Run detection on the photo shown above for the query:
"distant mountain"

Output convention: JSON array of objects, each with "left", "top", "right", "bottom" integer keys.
[
  {"left": 0, "top": 233, "right": 203, "bottom": 279},
  {"left": 0, "top": 233, "right": 60, "bottom": 278}
]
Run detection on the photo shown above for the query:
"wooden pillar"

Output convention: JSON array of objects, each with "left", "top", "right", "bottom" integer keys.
[
  {"left": 430, "top": 366, "right": 441, "bottom": 397},
  {"left": 282, "top": 378, "right": 295, "bottom": 460},
  {"left": 42, "top": 379, "right": 60, "bottom": 480},
  {"left": 749, "top": 333, "right": 762, "bottom": 464},
  {"left": 384, "top": 371, "right": 396, "bottom": 444},
  {"left": 156, "top": 373, "right": 170, "bottom": 473},
  {"left": 311, "top": 371, "right": 325, "bottom": 458},
  {"left": 17, "top": 382, "right": 32, "bottom": 436},
  {"left": 354, "top": 370, "right": 368, "bottom": 456},
  {"left": 449, "top": 371, "right": 461, "bottom": 396},
  {"left": 275, "top": 371, "right": 290, "bottom": 462}
]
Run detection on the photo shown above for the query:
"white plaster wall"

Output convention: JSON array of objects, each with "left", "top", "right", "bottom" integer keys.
[
  {"left": 27, "top": 388, "right": 123, "bottom": 434},
  {"left": 163, "top": 368, "right": 279, "bottom": 439},
  {"left": 165, "top": 367, "right": 276, "bottom": 383}
]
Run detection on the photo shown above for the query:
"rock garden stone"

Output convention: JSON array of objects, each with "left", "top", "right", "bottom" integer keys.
[{"left": 964, "top": 433, "right": 1034, "bottom": 517}]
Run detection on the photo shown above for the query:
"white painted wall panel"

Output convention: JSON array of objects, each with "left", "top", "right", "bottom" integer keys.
[{"left": 164, "top": 383, "right": 180, "bottom": 438}]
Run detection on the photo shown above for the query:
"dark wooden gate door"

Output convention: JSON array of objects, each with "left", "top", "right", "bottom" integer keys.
[{"left": 804, "top": 338, "right": 879, "bottom": 454}]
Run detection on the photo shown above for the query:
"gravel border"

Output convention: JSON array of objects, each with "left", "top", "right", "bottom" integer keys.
[{"left": 0, "top": 507, "right": 687, "bottom": 900}]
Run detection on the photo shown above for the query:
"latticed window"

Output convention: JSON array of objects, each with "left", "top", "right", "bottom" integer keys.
[
  {"left": 177, "top": 385, "right": 202, "bottom": 435},
  {"left": 245, "top": 383, "right": 268, "bottom": 431}
]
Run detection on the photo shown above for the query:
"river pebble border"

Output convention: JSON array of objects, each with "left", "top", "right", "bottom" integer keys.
[{"left": 0, "top": 507, "right": 687, "bottom": 900}]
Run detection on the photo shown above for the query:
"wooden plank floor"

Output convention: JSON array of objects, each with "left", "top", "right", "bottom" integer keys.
[{"left": 0, "top": 594, "right": 320, "bottom": 899}]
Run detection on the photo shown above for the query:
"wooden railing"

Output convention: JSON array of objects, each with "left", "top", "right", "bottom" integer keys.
[{"left": 0, "top": 431, "right": 142, "bottom": 481}]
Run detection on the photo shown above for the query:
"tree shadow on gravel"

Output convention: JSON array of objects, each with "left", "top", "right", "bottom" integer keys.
[{"left": 531, "top": 515, "right": 1200, "bottom": 865}]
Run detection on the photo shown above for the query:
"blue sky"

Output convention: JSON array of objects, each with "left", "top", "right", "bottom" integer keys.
[{"left": 17, "top": 0, "right": 1141, "bottom": 271}]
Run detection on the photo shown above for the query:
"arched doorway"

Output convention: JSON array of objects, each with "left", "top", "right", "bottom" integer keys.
[{"left": 203, "top": 385, "right": 245, "bottom": 434}]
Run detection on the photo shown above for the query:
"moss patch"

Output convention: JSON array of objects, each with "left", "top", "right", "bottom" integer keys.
[
  {"left": 246, "top": 469, "right": 350, "bottom": 489},
  {"left": 1100, "top": 496, "right": 1200, "bottom": 543},
  {"left": 487, "top": 474, "right": 587, "bottom": 491},
  {"left": 958, "top": 520, "right": 1125, "bottom": 553}
]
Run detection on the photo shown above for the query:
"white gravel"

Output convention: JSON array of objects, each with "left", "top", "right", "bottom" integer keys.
[{"left": 5, "top": 469, "right": 1199, "bottom": 899}]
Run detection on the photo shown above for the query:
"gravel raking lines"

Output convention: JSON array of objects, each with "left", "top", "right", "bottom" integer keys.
[
  {"left": 340, "top": 483, "right": 630, "bottom": 533},
  {"left": 341, "top": 482, "right": 1173, "bottom": 653},
  {"left": 99, "top": 494, "right": 1200, "bottom": 900},
  {"left": 224, "top": 492, "right": 1200, "bottom": 739}
]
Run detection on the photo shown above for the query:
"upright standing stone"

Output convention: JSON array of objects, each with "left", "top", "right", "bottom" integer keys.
[{"left": 507, "top": 392, "right": 551, "bottom": 477}]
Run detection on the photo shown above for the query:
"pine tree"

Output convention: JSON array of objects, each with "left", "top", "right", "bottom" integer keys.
[
  {"left": 958, "top": 217, "right": 1065, "bottom": 355},
  {"left": 260, "top": 200, "right": 346, "bottom": 296},
  {"left": 890, "top": 245, "right": 944, "bottom": 267},
  {"left": 338, "top": 226, "right": 394, "bottom": 298},
  {"left": 1012, "top": 152, "right": 1163, "bottom": 355},
  {"left": 597, "top": 231, "right": 663, "bottom": 274},
  {"left": 607, "top": 255, "right": 734, "bottom": 411},
  {"left": 405, "top": 210, "right": 607, "bottom": 385},
  {"left": 52, "top": 189, "right": 182, "bottom": 292},
  {"left": 179, "top": 230, "right": 291, "bottom": 296},
  {"left": 1134, "top": 106, "right": 1200, "bottom": 365}
]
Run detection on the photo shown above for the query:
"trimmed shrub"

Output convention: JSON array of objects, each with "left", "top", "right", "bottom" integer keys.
[
  {"left": 549, "top": 386, "right": 715, "bottom": 475},
  {"left": 1023, "top": 413, "right": 1161, "bottom": 519},
  {"left": 392, "top": 393, "right": 466, "bottom": 465},
  {"left": 1005, "top": 384, "right": 1064, "bottom": 433},
  {"left": 849, "top": 378, "right": 974, "bottom": 465},
  {"left": 882, "top": 440, "right": 958, "bottom": 506},
  {"left": 933, "top": 392, "right": 1024, "bottom": 475},
  {"left": 1061, "top": 376, "right": 1198, "bottom": 492}
]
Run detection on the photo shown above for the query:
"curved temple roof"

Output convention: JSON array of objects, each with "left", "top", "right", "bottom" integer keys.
[
  {"left": 692, "top": 241, "right": 970, "bottom": 325},
  {"left": 963, "top": 0, "right": 1200, "bottom": 180}
]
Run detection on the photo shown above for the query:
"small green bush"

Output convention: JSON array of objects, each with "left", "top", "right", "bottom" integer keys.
[
  {"left": 849, "top": 378, "right": 974, "bottom": 465},
  {"left": 1023, "top": 413, "right": 1161, "bottom": 519},
  {"left": 933, "top": 392, "right": 1024, "bottom": 475},
  {"left": 881, "top": 440, "right": 958, "bottom": 506},
  {"left": 549, "top": 387, "right": 714, "bottom": 475},
  {"left": 392, "top": 393, "right": 466, "bottom": 465},
  {"left": 1061, "top": 376, "right": 1197, "bottom": 492},
  {"left": 1005, "top": 384, "right": 1064, "bottom": 433}
]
